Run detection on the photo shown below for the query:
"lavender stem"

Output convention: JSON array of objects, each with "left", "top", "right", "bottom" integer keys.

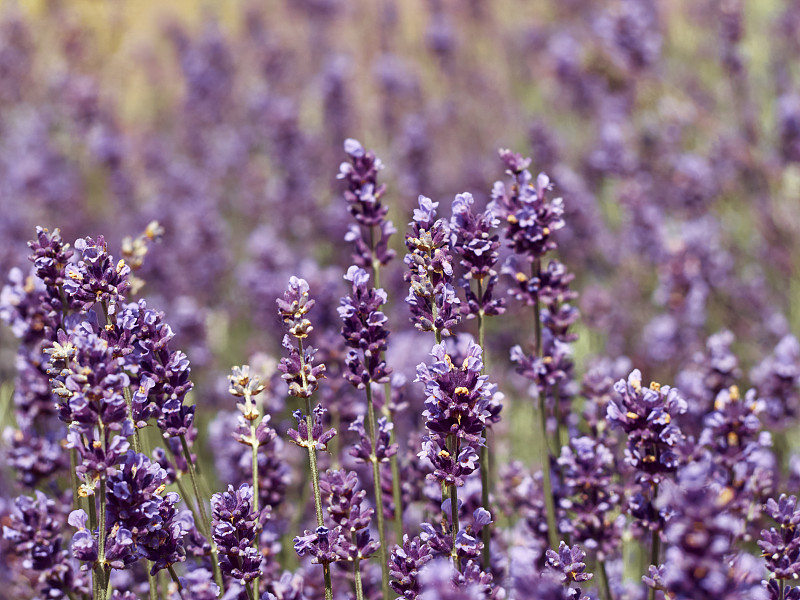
[
  {"left": 179, "top": 434, "right": 224, "bottom": 593},
  {"left": 476, "top": 278, "right": 492, "bottom": 568},
  {"left": 303, "top": 393, "right": 333, "bottom": 600},
  {"left": 366, "top": 384, "right": 391, "bottom": 600},
  {"left": 353, "top": 531, "right": 365, "bottom": 600}
]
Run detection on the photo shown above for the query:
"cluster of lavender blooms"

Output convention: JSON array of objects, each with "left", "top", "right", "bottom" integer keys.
[
  {"left": 4, "top": 136, "right": 798, "bottom": 600},
  {"left": 4, "top": 0, "right": 800, "bottom": 595}
]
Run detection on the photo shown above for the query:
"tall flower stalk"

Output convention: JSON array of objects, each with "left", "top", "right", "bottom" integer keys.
[
  {"left": 449, "top": 191, "right": 505, "bottom": 567},
  {"left": 228, "top": 365, "right": 273, "bottom": 596},
  {"left": 415, "top": 341, "right": 494, "bottom": 572},
  {"left": 339, "top": 265, "right": 397, "bottom": 599},
  {"left": 491, "top": 151, "right": 568, "bottom": 550},
  {"left": 339, "top": 138, "right": 405, "bottom": 544},
  {"left": 277, "top": 276, "right": 334, "bottom": 600}
]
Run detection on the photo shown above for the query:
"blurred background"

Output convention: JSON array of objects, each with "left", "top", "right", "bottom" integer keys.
[{"left": 1, "top": 0, "right": 799, "bottom": 459}]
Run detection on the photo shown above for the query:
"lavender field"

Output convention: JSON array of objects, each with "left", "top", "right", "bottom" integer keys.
[{"left": 1, "top": 1, "right": 799, "bottom": 599}]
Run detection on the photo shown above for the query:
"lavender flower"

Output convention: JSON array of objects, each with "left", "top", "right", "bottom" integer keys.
[
  {"left": 490, "top": 155, "right": 564, "bottom": 261},
  {"left": 760, "top": 495, "right": 800, "bottom": 587},
  {"left": 319, "top": 469, "right": 379, "bottom": 561},
  {"left": 211, "top": 484, "right": 263, "bottom": 584},
  {"left": 338, "top": 265, "right": 392, "bottom": 387},
  {"left": 449, "top": 192, "right": 505, "bottom": 319},
  {"left": 389, "top": 535, "right": 434, "bottom": 599},
  {"left": 277, "top": 277, "right": 326, "bottom": 398},
  {"left": 557, "top": 436, "right": 622, "bottom": 559},
  {"left": 64, "top": 235, "right": 130, "bottom": 316},
  {"left": 405, "top": 196, "right": 461, "bottom": 338},
  {"left": 416, "top": 341, "right": 493, "bottom": 487},
  {"left": 657, "top": 461, "right": 768, "bottom": 599},
  {"left": 607, "top": 369, "right": 687, "bottom": 483},
  {"left": 338, "top": 138, "right": 396, "bottom": 269}
]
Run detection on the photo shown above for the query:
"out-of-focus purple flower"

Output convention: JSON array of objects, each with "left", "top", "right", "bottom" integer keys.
[
  {"left": 557, "top": 436, "right": 622, "bottom": 559},
  {"left": 417, "top": 557, "right": 484, "bottom": 600},
  {"left": 2, "top": 491, "right": 86, "bottom": 598},
  {"left": 676, "top": 329, "right": 740, "bottom": 435},
  {"left": 319, "top": 469, "right": 379, "bottom": 561},
  {"left": 338, "top": 139, "right": 396, "bottom": 269},
  {"left": 658, "top": 461, "right": 767, "bottom": 599},
  {"left": 174, "top": 568, "right": 219, "bottom": 600},
  {"left": 348, "top": 414, "right": 396, "bottom": 463},
  {"left": 751, "top": 334, "right": 800, "bottom": 429},
  {"left": 211, "top": 484, "right": 263, "bottom": 584},
  {"left": 339, "top": 266, "right": 392, "bottom": 387},
  {"left": 760, "top": 495, "right": 800, "bottom": 582}
]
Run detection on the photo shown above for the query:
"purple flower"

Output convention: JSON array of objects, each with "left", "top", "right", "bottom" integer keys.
[
  {"left": 287, "top": 405, "right": 336, "bottom": 451},
  {"left": 339, "top": 265, "right": 392, "bottom": 387},
  {"left": 277, "top": 278, "right": 327, "bottom": 398},
  {"left": 211, "top": 484, "right": 263, "bottom": 584},
  {"left": 338, "top": 139, "right": 396, "bottom": 268},
  {"left": 449, "top": 192, "right": 505, "bottom": 319},
  {"left": 293, "top": 525, "right": 347, "bottom": 565},
  {"left": 389, "top": 535, "right": 434, "bottom": 599},
  {"left": 490, "top": 155, "right": 564, "bottom": 261},
  {"left": 405, "top": 196, "right": 462, "bottom": 337},
  {"left": 348, "top": 413, "right": 397, "bottom": 463},
  {"left": 545, "top": 542, "right": 592, "bottom": 586},
  {"left": 415, "top": 341, "right": 494, "bottom": 487},
  {"left": 63, "top": 235, "right": 130, "bottom": 316},
  {"left": 659, "top": 461, "right": 767, "bottom": 599},
  {"left": 607, "top": 369, "right": 687, "bottom": 483},
  {"left": 760, "top": 494, "right": 800, "bottom": 581},
  {"left": 319, "top": 469, "right": 379, "bottom": 561},
  {"left": 751, "top": 334, "right": 800, "bottom": 428},
  {"left": 1, "top": 491, "right": 85, "bottom": 598},
  {"left": 557, "top": 436, "right": 622, "bottom": 559}
]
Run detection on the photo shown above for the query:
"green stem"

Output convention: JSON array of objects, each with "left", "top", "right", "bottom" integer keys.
[
  {"left": 148, "top": 567, "right": 158, "bottom": 600},
  {"left": 168, "top": 565, "right": 186, "bottom": 600},
  {"left": 476, "top": 279, "right": 492, "bottom": 569},
  {"left": 371, "top": 236, "right": 404, "bottom": 544},
  {"left": 648, "top": 531, "right": 660, "bottom": 600},
  {"left": 122, "top": 386, "right": 142, "bottom": 454},
  {"left": 98, "top": 478, "right": 108, "bottom": 600},
  {"left": 179, "top": 434, "right": 224, "bottom": 594},
  {"left": 447, "top": 433, "right": 461, "bottom": 572},
  {"left": 530, "top": 260, "right": 558, "bottom": 550},
  {"left": 598, "top": 559, "right": 613, "bottom": 600},
  {"left": 366, "top": 385, "right": 391, "bottom": 600},
  {"left": 780, "top": 578, "right": 786, "bottom": 600},
  {"left": 250, "top": 421, "right": 261, "bottom": 597},
  {"left": 353, "top": 531, "right": 365, "bottom": 600},
  {"left": 538, "top": 395, "right": 559, "bottom": 549},
  {"left": 304, "top": 395, "right": 333, "bottom": 600},
  {"left": 69, "top": 448, "right": 81, "bottom": 510},
  {"left": 88, "top": 491, "right": 99, "bottom": 600},
  {"left": 388, "top": 424, "right": 404, "bottom": 543},
  {"left": 648, "top": 482, "right": 660, "bottom": 600}
]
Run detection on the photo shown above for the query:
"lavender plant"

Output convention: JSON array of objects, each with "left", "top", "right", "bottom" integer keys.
[{"left": 4, "top": 4, "right": 800, "bottom": 598}]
